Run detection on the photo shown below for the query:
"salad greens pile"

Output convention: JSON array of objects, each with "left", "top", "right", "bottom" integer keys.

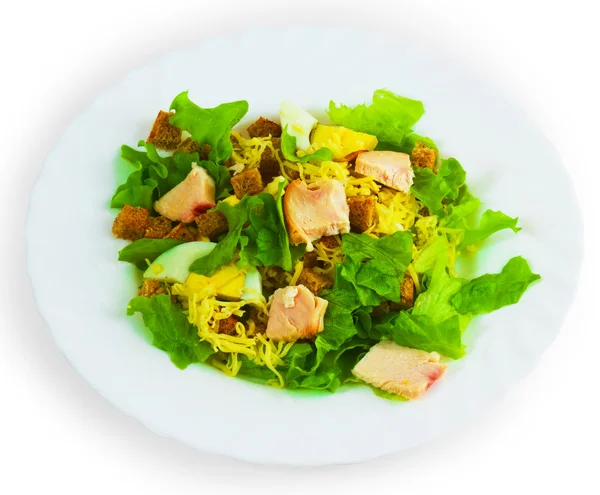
[{"left": 115, "top": 89, "right": 540, "bottom": 395}]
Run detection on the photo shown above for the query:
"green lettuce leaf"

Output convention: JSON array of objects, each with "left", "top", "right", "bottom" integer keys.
[
  {"left": 169, "top": 91, "right": 248, "bottom": 164},
  {"left": 328, "top": 89, "right": 425, "bottom": 149},
  {"left": 413, "top": 234, "right": 449, "bottom": 273},
  {"left": 110, "top": 169, "right": 157, "bottom": 209},
  {"left": 458, "top": 210, "right": 521, "bottom": 249},
  {"left": 118, "top": 238, "right": 187, "bottom": 270},
  {"left": 373, "top": 312, "right": 465, "bottom": 359},
  {"left": 411, "top": 158, "right": 466, "bottom": 215},
  {"left": 451, "top": 256, "right": 540, "bottom": 314},
  {"left": 127, "top": 295, "right": 215, "bottom": 369},
  {"left": 281, "top": 125, "right": 333, "bottom": 163}
]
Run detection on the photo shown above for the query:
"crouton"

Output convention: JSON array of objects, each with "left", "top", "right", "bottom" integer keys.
[
  {"left": 217, "top": 315, "right": 238, "bottom": 335},
  {"left": 258, "top": 137, "right": 282, "bottom": 181},
  {"left": 411, "top": 141, "right": 437, "bottom": 171},
  {"left": 302, "top": 251, "right": 319, "bottom": 269},
  {"left": 347, "top": 195, "right": 377, "bottom": 233},
  {"left": 317, "top": 235, "right": 340, "bottom": 250},
  {"left": 399, "top": 274, "right": 415, "bottom": 309},
  {"left": 146, "top": 111, "right": 182, "bottom": 151},
  {"left": 297, "top": 268, "right": 332, "bottom": 295},
  {"left": 112, "top": 204, "right": 149, "bottom": 241},
  {"left": 230, "top": 168, "right": 264, "bottom": 199},
  {"left": 165, "top": 223, "right": 194, "bottom": 241},
  {"left": 195, "top": 210, "right": 229, "bottom": 240},
  {"left": 138, "top": 279, "right": 168, "bottom": 298},
  {"left": 247, "top": 117, "right": 282, "bottom": 138},
  {"left": 145, "top": 216, "right": 173, "bottom": 239},
  {"left": 419, "top": 206, "right": 430, "bottom": 217},
  {"left": 247, "top": 307, "right": 267, "bottom": 334},
  {"left": 176, "top": 137, "right": 201, "bottom": 155}
]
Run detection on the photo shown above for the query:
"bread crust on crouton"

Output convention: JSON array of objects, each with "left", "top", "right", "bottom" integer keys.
[
  {"left": 347, "top": 195, "right": 377, "bottom": 233},
  {"left": 147, "top": 111, "right": 182, "bottom": 151},
  {"left": 258, "top": 137, "right": 282, "bottom": 182},
  {"left": 145, "top": 216, "right": 173, "bottom": 239},
  {"left": 138, "top": 279, "right": 168, "bottom": 298},
  {"left": 400, "top": 274, "right": 415, "bottom": 309},
  {"left": 195, "top": 210, "right": 229, "bottom": 240},
  {"left": 411, "top": 141, "right": 437, "bottom": 172},
  {"left": 231, "top": 168, "right": 264, "bottom": 199},
  {"left": 165, "top": 223, "right": 194, "bottom": 241},
  {"left": 176, "top": 137, "right": 201, "bottom": 155},
  {"left": 297, "top": 268, "right": 332, "bottom": 295},
  {"left": 247, "top": 117, "right": 282, "bottom": 138},
  {"left": 302, "top": 251, "right": 319, "bottom": 269},
  {"left": 112, "top": 204, "right": 150, "bottom": 241},
  {"left": 217, "top": 315, "right": 238, "bottom": 335},
  {"left": 317, "top": 235, "right": 340, "bottom": 250}
]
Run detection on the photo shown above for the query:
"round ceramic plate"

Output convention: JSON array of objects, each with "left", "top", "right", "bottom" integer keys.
[{"left": 27, "top": 26, "right": 582, "bottom": 466}]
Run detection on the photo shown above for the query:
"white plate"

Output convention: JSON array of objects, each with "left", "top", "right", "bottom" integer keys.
[{"left": 26, "top": 26, "right": 582, "bottom": 466}]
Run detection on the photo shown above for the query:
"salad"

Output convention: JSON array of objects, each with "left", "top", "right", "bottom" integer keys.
[{"left": 111, "top": 89, "right": 540, "bottom": 400}]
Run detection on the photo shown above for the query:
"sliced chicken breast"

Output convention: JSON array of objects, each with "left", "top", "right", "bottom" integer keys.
[
  {"left": 355, "top": 151, "right": 414, "bottom": 193},
  {"left": 154, "top": 164, "right": 216, "bottom": 223},
  {"left": 266, "top": 285, "right": 328, "bottom": 342},
  {"left": 352, "top": 341, "right": 446, "bottom": 399},
  {"left": 283, "top": 179, "right": 350, "bottom": 250}
]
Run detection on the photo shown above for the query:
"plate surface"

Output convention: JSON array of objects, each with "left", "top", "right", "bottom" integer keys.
[{"left": 27, "top": 26, "right": 582, "bottom": 465}]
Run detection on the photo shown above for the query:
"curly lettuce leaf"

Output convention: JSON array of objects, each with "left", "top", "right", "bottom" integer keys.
[
  {"left": 118, "top": 239, "right": 186, "bottom": 270},
  {"left": 451, "top": 256, "right": 540, "bottom": 314},
  {"left": 459, "top": 210, "right": 521, "bottom": 249},
  {"left": 411, "top": 158, "right": 466, "bottom": 215},
  {"left": 281, "top": 125, "right": 333, "bottom": 163},
  {"left": 328, "top": 89, "right": 425, "bottom": 149},
  {"left": 110, "top": 169, "right": 157, "bottom": 209},
  {"left": 169, "top": 91, "right": 248, "bottom": 164},
  {"left": 127, "top": 295, "right": 215, "bottom": 369}
]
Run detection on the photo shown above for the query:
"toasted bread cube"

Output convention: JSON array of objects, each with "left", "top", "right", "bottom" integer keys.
[
  {"left": 297, "top": 268, "right": 332, "bottom": 295},
  {"left": 347, "top": 195, "right": 377, "bottom": 233},
  {"left": 145, "top": 216, "right": 173, "bottom": 239},
  {"left": 217, "top": 315, "right": 238, "bottom": 335},
  {"left": 247, "top": 117, "right": 282, "bottom": 138},
  {"left": 317, "top": 235, "right": 340, "bottom": 250},
  {"left": 176, "top": 137, "right": 200, "bottom": 154},
  {"left": 258, "top": 137, "right": 282, "bottom": 182},
  {"left": 112, "top": 204, "right": 149, "bottom": 241},
  {"left": 230, "top": 168, "right": 264, "bottom": 199},
  {"left": 400, "top": 274, "right": 415, "bottom": 309},
  {"left": 165, "top": 223, "right": 194, "bottom": 241},
  {"left": 302, "top": 251, "right": 319, "bottom": 269},
  {"left": 411, "top": 141, "right": 437, "bottom": 171},
  {"left": 138, "top": 279, "right": 168, "bottom": 298},
  {"left": 195, "top": 210, "right": 229, "bottom": 240},
  {"left": 147, "top": 111, "right": 182, "bottom": 151},
  {"left": 247, "top": 307, "right": 267, "bottom": 334}
]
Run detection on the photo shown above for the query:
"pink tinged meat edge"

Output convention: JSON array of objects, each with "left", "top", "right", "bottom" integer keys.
[{"left": 355, "top": 151, "right": 414, "bottom": 193}]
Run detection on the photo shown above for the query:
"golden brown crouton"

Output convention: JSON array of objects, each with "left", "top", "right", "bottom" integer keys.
[
  {"left": 419, "top": 206, "right": 430, "bottom": 217},
  {"left": 259, "top": 137, "right": 282, "bottom": 182},
  {"left": 145, "top": 216, "right": 173, "bottom": 239},
  {"left": 399, "top": 274, "right": 415, "bottom": 309},
  {"left": 297, "top": 268, "right": 332, "bottom": 295},
  {"left": 176, "top": 137, "right": 201, "bottom": 155},
  {"left": 411, "top": 141, "right": 437, "bottom": 171},
  {"left": 231, "top": 168, "right": 264, "bottom": 199},
  {"left": 217, "top": 315, "right": 238, "bottom": 335},
  {"left": 112, "top": 204, "right": 150, "bottom": 241},
  {"left": 302, "top": 251, "right": 319, "bottom": 269},
  {"left": 195, "top": 210, "right": 229, "bottom": 240},
  {"left": 317, "top": 235, "right": 340, "bottom": 250},
  {"left": 347, "top": 195, "right": 377, "bottom": 233},
  {"left": 138, "top": 279, "right": 168, "bottom": 298},
  {"left": 165, "top": 223, "right": 194, "bottom": 241},
  {"left": 247, "top": 117, "right": 282, "bottom": 138},
  {"left": 146, "top": 111, "right": 182, "bottom": 151},
  {"left": 247, "top": 308, "right": 267, "bottom": 334}
]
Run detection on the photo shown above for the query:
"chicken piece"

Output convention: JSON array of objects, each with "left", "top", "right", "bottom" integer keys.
[
  {"left": 283, "top": 179, "right": 350, "bottom": 249},
  {"left": 146, "top": 110, "right": 182, "bottom": 151},
  {"left": 154, "top": 164, "right": 216, "bottom": 223},
  {"left": 266, "top": 285, "right": 328, "bottom": 342},
  {"left": 355, "top": 151, "right": 414, "bottom": 193},
  {"left": 247, "top": 117, "right": 282, "bottom": 138},
  {"left": 352, "top": 341, "right": 446, "bottom": 400},
  {"left": 112, "top": 204, "right": 149, "bottom": 241}
]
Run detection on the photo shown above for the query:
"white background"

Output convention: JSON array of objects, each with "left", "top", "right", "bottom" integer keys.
[{"left": 1, "top": 0, "right": 599, "bottom": 493}]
